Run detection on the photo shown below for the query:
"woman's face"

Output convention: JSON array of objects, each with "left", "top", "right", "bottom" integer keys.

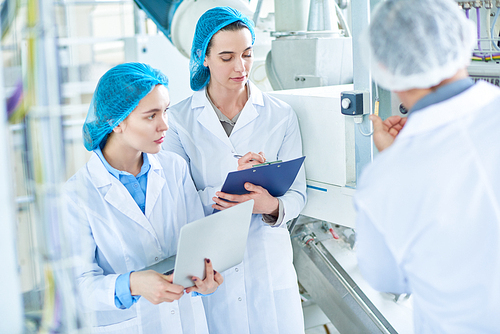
[
  {"left": 114, "top": 84, "right": 170, "bottom": 154},
  {"left": 203, "top": 28, "right": 254, "bottom": 91}
]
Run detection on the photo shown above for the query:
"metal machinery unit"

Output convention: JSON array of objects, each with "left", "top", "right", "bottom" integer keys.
[
  {"left": 269, "top": 84, "right": 415, "bottom": 333},
  {"left": 270, "top": 0, "right": 500, "bottom": 333},
  {"left": 268, "top": 0, "right": 412, "bottom": 332},
  {"left": 462, "top": 0, "right": 500, "bottom": 86},
  {"left": 266, "top": 0, "right": 353, "bottom": 90},
  {"left": 291, "top": 217, "right": 413, "bottom": 333}
]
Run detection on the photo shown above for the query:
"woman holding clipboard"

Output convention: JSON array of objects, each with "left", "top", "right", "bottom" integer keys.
[{"left": 162, "top": 7, "right": 307, "bottom": 334}]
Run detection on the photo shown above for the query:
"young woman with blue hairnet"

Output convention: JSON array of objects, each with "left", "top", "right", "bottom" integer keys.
[
  {"left": 163, "top": 7, "right": 306, "bottom": 334},
  {"left": 64, "top": 62, "right": 223, "bottom": 334}
]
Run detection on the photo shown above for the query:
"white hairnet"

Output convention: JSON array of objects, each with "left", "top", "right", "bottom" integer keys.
[{"left": 365, "top": 0, "right": 476, "bottom": 91}]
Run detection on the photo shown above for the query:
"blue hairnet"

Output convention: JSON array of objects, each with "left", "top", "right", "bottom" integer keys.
[
  {"left": 190, "top": 6, "right": 255, "bottom": 91},
  {"left": 83, "top": 62, "right": 169, "bottom": 151}
]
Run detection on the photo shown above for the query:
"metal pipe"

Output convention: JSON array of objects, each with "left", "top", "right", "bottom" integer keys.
[
  {"left": 308, "top": 0, "right": 332, "bottom": 31},
  {"left": 133, "top": 1, "right": 146, "bottom": 35},
  {"left": 274, "top": 0, "right": 309, "bottom": 32},
  {"left": 252, "top": 0, "right": 264, "bottom": 26},
  {"left": 303, "top": 236, "right": 393, "bottom": 334},
  {"left": 351, "top": 0, "right": 373, "bottom": 183}
]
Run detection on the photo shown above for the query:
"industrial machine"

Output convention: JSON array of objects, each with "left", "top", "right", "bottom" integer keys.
[{"left": 271, "top": 1, "right": 500, "bottom": 332}]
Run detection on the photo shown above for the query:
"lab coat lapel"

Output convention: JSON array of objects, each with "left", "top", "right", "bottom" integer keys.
[
  {"left": 144, "top": 154, "right": 165, "bottom": 219},
  {"left": 231, "top": 102, "right": 258, "bottom": 135},
  {"left": 88, "top": 153, "right": 158, "bottom": 238},
  {"left": 232, "top": 81, "right": 263, "bottom": 135},
  {"left": 192, "top": 89, "right": 235, "bottom": 149}
]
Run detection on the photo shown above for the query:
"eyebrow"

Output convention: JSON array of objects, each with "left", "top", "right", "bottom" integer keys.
[
  {"left": 218, "top": 46, "right": 253, "bottom": 55},
  {"left": 142, "top": 105, "right": 169, "bottom": 114},
  {"left": 143, "top": 108, "right": 161, "bottom": 114}
]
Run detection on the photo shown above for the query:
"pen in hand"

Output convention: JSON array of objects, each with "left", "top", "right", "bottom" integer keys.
[
  {"left": 234, "top": 152, "right": 267, "bottom": 171},
  {"left": 234, "top": 153, "right": 265, "bottom": 161}
]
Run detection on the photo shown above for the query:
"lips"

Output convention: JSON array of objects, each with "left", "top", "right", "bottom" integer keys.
[
  {"left": 154, "top": 136, "right": 165, "bottom": 144},
  {"left": 231, "top": 76, "right": 246, "bottom": 82}
]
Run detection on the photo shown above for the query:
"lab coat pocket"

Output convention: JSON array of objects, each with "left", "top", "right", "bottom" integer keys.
[
  {"left": 265, "top": 226, "right": 298, "bottom": 290},
  {"left": 91, "top": 315, "right": 138, "bottom": 333}
]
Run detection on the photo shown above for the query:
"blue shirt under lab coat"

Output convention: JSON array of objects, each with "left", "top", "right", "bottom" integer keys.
[{"left": 94, "top": 147, "right": 148, "bottom": 309}]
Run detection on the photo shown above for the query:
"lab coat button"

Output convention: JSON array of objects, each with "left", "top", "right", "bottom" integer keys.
[
  {"left": 171, "top": 310, "right": 175, "bottom": 314},
  {"left": 155, "top": 257, "right": 158, "bottom": 261},
  {"left": 238, "top": 297, "right": 242, "bottom": 301},
  {"left": 235, "top": 268, "right": 239, "bottom": 272}
]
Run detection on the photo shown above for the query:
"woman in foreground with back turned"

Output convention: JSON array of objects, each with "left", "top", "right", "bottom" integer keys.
[
  {"left": 64, "top": 62, "right": 222, "bottom": 334},
  {"left": 163, "top": 7, "right": 307, "bottom": 334}
]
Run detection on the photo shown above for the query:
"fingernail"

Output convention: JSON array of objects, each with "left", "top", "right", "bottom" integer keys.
[
  {"left": 192, "top": 278, "right": 197, "bottom": 281},
  {"left": 206, "top": 258, "right": 211, "bottom": 263},
  {"left": 213, "top": 270, "right": 217, "bottom": 275}
]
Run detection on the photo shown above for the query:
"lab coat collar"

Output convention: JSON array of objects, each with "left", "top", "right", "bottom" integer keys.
[
  {"left": 87, "top": 152, "right": 161, "bottom": 238},
  {"left": 144, "top": 153, "right": 165, "bottom": 219},
  {"left": 190, "top": 80, "right": 264, "bottom": 108},
  {"left": 194, "top": 90, "right": 232, "bottom": 148},
  {"left": 232, "top": 81, "right": 262, "bottom": 135},
  {"left": 398, "top": 81, "right": 500, "bottom": 140},
  {"left": 191, "top": 87, "right": 209, "bottom": 109},
  {"left": 409, "top": 78, "right": 474, "bottom": 115},
  {"left": 247, "top": 81, "right": 265, "bottom": 107},
  {"left": 191, "top": 81, "right": 263, "bottom": 147}
]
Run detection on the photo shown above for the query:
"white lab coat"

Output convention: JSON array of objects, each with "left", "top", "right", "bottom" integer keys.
[
  {"left": 354, "top": 81, "right": 500, "bottom": 334},
  {"left": 64, "top": 150, "right": 209, "bottom": 334},
  {"left": 163, "top": 81, "right": 307, "bottom": 334}
]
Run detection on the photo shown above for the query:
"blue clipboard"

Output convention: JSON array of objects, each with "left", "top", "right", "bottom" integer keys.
[{"left": 220, "top": 156, "right": 305, "bottom": 197}]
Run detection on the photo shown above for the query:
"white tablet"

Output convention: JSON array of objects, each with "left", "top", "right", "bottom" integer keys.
[{"left": 170, "top": 199, "right": 253, "bottom": 287}]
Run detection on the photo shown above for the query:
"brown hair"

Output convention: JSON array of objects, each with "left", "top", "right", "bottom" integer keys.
[{"left": 205, "top": 21, "right": 251, "bottom": 57}]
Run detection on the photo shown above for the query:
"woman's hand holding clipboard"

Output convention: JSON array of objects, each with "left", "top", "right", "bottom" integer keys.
[{"left": 211, "top": 155, "right": 306, "bottom": 214}]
